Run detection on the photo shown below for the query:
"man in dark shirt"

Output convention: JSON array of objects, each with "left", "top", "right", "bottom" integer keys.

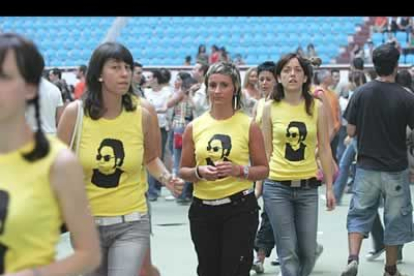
[{"left": 341, "top": 43, "right": 414, "bottom": 276}]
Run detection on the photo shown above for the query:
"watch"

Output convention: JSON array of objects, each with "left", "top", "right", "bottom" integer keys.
[{"left": 243, "top": 165, "right": 249, "bottom": 179}]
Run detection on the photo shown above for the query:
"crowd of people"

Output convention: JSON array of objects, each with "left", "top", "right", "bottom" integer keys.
[{"left": 1, "top": 31, "right": 414, "bottom": 276}]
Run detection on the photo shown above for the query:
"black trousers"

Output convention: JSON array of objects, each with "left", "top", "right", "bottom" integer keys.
[
  {"left": 254, "top": 210, "right": 275, "bottom": 257},
  {"left": 189, "top": 192, "right": 259, "bottom": 276}
]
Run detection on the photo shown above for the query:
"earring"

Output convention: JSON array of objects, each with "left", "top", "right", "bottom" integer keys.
[
  {"left": 98, "top": 77, "right": 103, "bottom": 82},
  {"left": 233, "top": 95, "right": 238, "bottom": 110}
]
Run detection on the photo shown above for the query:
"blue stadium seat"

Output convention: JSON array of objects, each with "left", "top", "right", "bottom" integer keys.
[{"left": 1, "top": 16, "right": 365, "bottom": 67}]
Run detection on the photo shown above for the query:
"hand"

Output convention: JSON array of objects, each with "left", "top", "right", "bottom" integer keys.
[
  {"left": 214, "top": 161, "right": 238, "bottom": 178},
  {"left": 344, "top": 136, "right": 352, "bottom": 146},
  {"left": 325, "top": 188, "right": 336, "bottom": 211},
  {"left": 198, "top": 165, "right": 218, "bottom": 181},
  {"left": 189, "top": 83, "right": 201, "bottom": 95},
  {"left": 166, "top": 176, "right": 185, "bottom": 197},
  {"left": 313, "top": 87, "right": 325, "bottom": 99}
]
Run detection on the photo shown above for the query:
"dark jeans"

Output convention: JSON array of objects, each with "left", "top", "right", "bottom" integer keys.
[
  {"left": 189, "top": 192, "right": 259, "bottom": 276},
  {"left": 148, "top": 127, "right": 168, "bottom": 199},
  {"left": 254, "top": 210, "right": 275, "bottom": 257}
]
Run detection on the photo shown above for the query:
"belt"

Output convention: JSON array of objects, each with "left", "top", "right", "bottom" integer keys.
[
  {"left": 195, "top": 188, "right": 254, "bottom": 206},
  {"left": 279, "top": 177, "right": 321, "bottom": 188},
  {"left": 94, "top": 211, "right": 145, "bottom": 226}
]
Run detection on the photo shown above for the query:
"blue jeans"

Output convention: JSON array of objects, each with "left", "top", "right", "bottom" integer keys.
[
  {"left": 85, "top": 218, "right": 151, "bottom": 276},
  {"left": 347, "top": 168, "right": 414, "bottom": 245},
  {"left": 333, "top": 139, "right": 357, "bottom": 204},
  {"left": 336, "top": 125, "right": 347, "bottom": 161},
  {"left": 173, "top": 126, "right": 193, "bottom": 200},
  {"left": 263, "top": 179, "right": 319, "bottom": 276}
]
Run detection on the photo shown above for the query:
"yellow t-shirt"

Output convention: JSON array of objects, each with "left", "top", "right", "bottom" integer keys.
[
  {"left": 0, "top": 136, "right": 66, "bottom": 273},
  {"left": 269, "top": 100, "right": 319, "bottom": 180},
  {"left": 192, "top": 111, "right": 253, "bottom": 199},
  {"left": 79, "top": 103, "right": 147, "bottom": 216}
]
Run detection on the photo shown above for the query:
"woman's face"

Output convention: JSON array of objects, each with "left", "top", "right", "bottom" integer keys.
[
  {"left": 0, "top": 49, "right": 36, "bottom": 121},
  {"left": 258, "top": 71, "right": 275, "bottom": 96},
  {"left": 174, "top": 75, "right": 183, "bottom": 90},
  {"left": 277, "top": 58, "right": 307, "bottom": 93},
  {"left": 248, "top": 70, "right": 258, "bottom": 86},
  {"left": 208, "top": 73, "right": 235, "bottom": 108},
  {"left": 100, "top": 58, "right": 132, "bottom": 96}
]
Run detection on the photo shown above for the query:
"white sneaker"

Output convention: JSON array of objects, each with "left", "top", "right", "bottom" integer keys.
[
  {"left": 164, "top": 195, "right": 175, "bottom": 201},
  {"left": 366, "top": 248, "right": 385, "bottom": 261},
  {"left": 340, "top": 260, "right": 358, "bottom": 276},
  {"left": 251, "top": 259, "right": 264, "bottom": 274}
]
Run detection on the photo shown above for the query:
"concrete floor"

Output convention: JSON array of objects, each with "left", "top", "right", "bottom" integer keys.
[{"left": 57, "top": 186, "right": 414, "bottom": 276}]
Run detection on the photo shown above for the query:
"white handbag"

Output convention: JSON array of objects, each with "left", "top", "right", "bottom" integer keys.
[{"left": 69, "top": 100, "right": 84, "bottom": 155}]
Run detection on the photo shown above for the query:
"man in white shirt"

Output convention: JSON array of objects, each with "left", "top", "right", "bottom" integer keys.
[
  {"left": 26, "top": 78, "right": 64, "bottom": 135},
  {"left": 190, "top": 61, "right": 210, "bottom": 118}
]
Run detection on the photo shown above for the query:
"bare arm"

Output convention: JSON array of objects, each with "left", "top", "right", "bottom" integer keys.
[
  {"left": 165, "top": 90, "right": 185, "bottom": 110},
  {"left": 317, "top": 102, "right": 336, "bottom": 211},
  {"left": 141, "top": 108, "right": 183, "bottom": 196},
  {"left": 178, "top": 123, "right": 219, "bottom": 182},
  {"left": 246, "top": 122, "right": 269, "bottom": 180},
  {"left": 314, "top": 89, "right": 335, "bottom": 141},
  {"left": 55, "top": 106, "right": 64, "bottom": 127},
  {"left": 262, "top": 101, "right": 273, "bottom": 161},
  {"left": 178, "top": 123, "right": 201, "bottom": 183},
  {"left": 140, "top": 98, "right": 162, "bottom": 158},
  {"left": 13, "top": 149, "right": 101, "bottom": 276}
]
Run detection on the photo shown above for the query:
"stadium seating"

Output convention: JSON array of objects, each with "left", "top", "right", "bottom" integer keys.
[{"left": 0, "top": 16, "right": 366, "bottom": 66}]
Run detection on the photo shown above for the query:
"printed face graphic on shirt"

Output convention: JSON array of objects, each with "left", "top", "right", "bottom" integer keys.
[
  {"left": 285, "top": 121, "right": 307, "bottom": 161},
  {"left": 206, "top": 134, "right": 232, "bottom": 166},
  {"left": 92, "top": 138, "right": 125, "bottom": 188}
]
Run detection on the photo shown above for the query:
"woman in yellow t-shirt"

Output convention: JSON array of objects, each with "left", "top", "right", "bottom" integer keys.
[
  {"left": 57, "top": 42, "right": 184, "bottom": 275},
  {"left": 261, "top": 53, "right": 336, "bottom": 276},
  {"left": 0, "top": 33, "right": 100, "bottom": 275},
  {"left": 179, "top": 62, "right": 269, "bottom": 276}
]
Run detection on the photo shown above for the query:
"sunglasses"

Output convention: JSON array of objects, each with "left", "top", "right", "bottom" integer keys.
[
  {"left": 96, "top": 154, "right": 115, "bottom": 162},
  {"left": 286, "top": 132, "right": 298, "bottom": 138}
]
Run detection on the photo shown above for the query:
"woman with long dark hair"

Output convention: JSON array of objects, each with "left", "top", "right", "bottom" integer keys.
[
  {"left": 57, "top": 42, "right": 184, "bottom": 275},
  {"left": 262, "top": 53, "right": 336, "bottom": 276},
  {"left": 0, "top": 33, "right": 100, "bottom": 276}
]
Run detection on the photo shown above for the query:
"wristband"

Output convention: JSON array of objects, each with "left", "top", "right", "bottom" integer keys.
[
  {"left": 243, "top": 165, "right": 250, "bottom": 180},
  {"left": 195, "top": 166, "right": 204, "bottom": 180}
]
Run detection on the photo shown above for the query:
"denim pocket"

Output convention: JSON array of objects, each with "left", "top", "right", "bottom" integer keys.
[
  {"left": 401, "top": 203, "right": 413, "bottom": 216},
  {"left": 400, "top": 203, "right": 414, "bottom": 235}
]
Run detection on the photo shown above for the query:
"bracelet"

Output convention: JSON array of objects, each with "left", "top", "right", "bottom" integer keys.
[
  {"left": 194, "top": 166, "right": 204, "bottom": 180},
  {"left": 32, "top": 268, "right": 42, "bottom": 276},
  {"left": 243, "top": 165, "right": 250, "bottom": 180}
]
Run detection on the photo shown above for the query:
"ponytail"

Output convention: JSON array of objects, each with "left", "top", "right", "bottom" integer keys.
[{"left": 23, "top": 95, "right": 50, "bottom": 161}]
